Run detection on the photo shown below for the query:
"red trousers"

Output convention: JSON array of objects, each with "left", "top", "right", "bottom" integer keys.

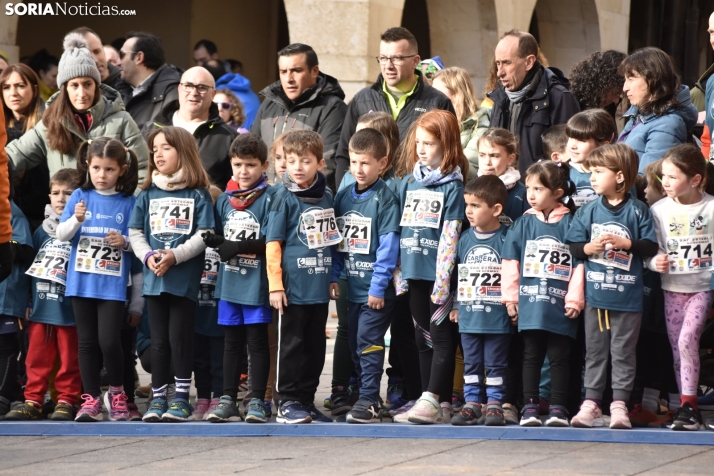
[{"left": 24, "top": 322, "right": 80, "bottom": 405}]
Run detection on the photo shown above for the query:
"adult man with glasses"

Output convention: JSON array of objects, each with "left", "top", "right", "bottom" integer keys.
[
  {"left": 117, "top": 31, "right": 181, "bottom": 130},
  {"left": 334, "top": 27, "right": 454, "bottom": 187},
  {"left": 251, "top": 43, "right": 347, "bottom": 189},
  {"left": 144, "top": 67, "right": 238, "bottom": 189}
]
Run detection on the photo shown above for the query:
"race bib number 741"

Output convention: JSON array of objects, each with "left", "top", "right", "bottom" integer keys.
[{"left": 149, "top": 198, "right": 195, "bottom": 235}]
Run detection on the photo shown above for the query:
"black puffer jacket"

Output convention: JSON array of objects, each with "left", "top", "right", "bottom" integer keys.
[
  {"left": 115, "top": 64, "right": 182, "bottom": 130},
  {"left": 250, "top": 72, "right": 347, "bottom": 190},
  {"left": 335, "top": 72, "right": 455, "bottom": 186},
  {"left": 144, "top": 101, "right": 238, "bottom": 190},
  {"left": 102, "top": 63, "right": 123, "bottom": 92},
  {"left": 488, "top": 65, "right": 580, "bottom": 178}
]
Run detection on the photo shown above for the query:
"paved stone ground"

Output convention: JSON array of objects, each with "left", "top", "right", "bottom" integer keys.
[{"left": 2, "top": 304, "right": 714, "bottom": 474}]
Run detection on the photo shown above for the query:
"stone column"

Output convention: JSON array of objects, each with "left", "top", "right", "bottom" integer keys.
[
  {"left": 0, "top": 0, "right": 21, "bottom": 63},
  {"left": 284, "top": 0, "right": 405, "bottom": 102},
  {"left": 594, "top": 0, "right": 630, "bottom": 53}
]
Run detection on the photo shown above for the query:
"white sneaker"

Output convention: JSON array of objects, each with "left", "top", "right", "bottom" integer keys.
[
  {"left": 571, "top": 400, "right": 605, "bottom": 428},
  {"left": 407, "top": 393, "right": 443, "bottom": 424}
]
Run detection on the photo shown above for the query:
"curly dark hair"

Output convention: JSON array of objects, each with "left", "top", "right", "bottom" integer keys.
[{"left": 569, "top": 50, "right": 627, "bottom": 110}]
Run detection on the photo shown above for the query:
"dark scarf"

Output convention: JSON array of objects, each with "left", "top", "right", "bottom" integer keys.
[
  {"left": 225, "top": 174, "right": 268, "bottom": 211},
  {"left": 281, "top": 171, "right": 326, "bottom": 204}
]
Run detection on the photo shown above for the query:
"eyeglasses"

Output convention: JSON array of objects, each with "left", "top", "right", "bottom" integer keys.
[
  {"left": 375, "top": 55, "right": 417, "bottom": 66},
  {"left": 180, "top": 82, "right": 214, "bottom": 94},
  {"left": 214, "top": 101, "right": 232, "bottom": 110},
  {"left": 119, "top": 50, "right": 136, "bottom": 60}
]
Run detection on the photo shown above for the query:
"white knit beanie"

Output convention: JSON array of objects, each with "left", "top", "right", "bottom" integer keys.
[{"left": 57, "top": 32, "right": 101, "bottom": 87}]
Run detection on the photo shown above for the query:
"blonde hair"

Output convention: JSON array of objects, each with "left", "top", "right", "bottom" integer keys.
[
  {"left": 143, "top": 127, "right": 211, "bottom": 190},
  {"left": 432, "top": 67, "right": 479, "bottom": 124}
]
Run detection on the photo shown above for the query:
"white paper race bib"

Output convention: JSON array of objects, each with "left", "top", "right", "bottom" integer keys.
[
  {"left": 589, "top": 224, "right": 632, "bottom": 271},
  {"left": 301, "top": 208, "right": 342, "bottom": 249},
  {"left": 456, "top": 263, "right": 502, "bottom": 303},
  {"left": 26, "top": 241, "right": 71, "bottom": 285},
  {"left": 523, "top": 240, "right": 572, "bottom": 281},
  {"left": 74, "top": 236, "right": 122, "bottom": 277},
  {"left": 665, "top": 234, "right": 714, "bottom": 274},
  {"left": 224, "top": 218, "right": 260, "bottom": 259},
  {"left": 149, "top": 197, "right": 195, "bottom": 235},
  {"left": 201, "top": 248, "right": 220, "bottom": 285},
  {"left": 337, "top": 215, "right": 372, "bottom": 255},
  {"left": 400, "top": 190, "right": 444, "bottom": 229}
]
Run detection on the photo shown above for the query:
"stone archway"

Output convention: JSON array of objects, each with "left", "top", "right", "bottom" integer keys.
[
  {"left": 426, "top": 0, "right": 498, "bottom": 100},
  {"left": 0, "top": 1, "right": 20, "bottom": 62},
  {"left": 533, "top": 0, "right": 601, "bottom": 74}
]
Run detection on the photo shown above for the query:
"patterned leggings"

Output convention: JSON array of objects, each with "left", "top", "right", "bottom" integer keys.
[{"left": 663, "top": 290, "right": 714, "bottom": 396}]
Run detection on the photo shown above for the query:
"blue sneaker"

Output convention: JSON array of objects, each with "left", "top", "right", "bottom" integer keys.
[
  {"left": 142, "top": 398, "right": 168, "bottom": 422},
  {"left": 387, "top": 377, "right": 408, "bottom": 410},
  {"left": 697, "top": 390, "right": 714, "bottom": 411},
  {"left": 348, "top": 377, "right": 360, "bottom": 405},
  {"left": 264, "top": 399, "right": 273, "bottom": 418},
  {"left": 303, "top": 402, "right": 333, "bottom": 423},
  {"left": 276, "top": 400, "right": 311, "bottom": 424},
  {"left": 245, "top": 398, "right": 269, "bottom": 423},
  {"left": 206, "top": 396, "right": 241, "bottom": 423},
  {"left": 161, "top": 397, "right": 193, "bottom": 422},
  {"left": 520, "top": 402, "right": 542, "bottom": 427}
]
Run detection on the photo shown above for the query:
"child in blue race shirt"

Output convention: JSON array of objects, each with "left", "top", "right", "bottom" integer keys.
[
  {"left": 56, "top": 138, "right": 139, "bottom": 422},
  {"left": 129, "top": 127, "right": 215, "bottom": 422},
  {"left": 501, "top": 160, "right": 585, "bottom": 427},
  {"left": 449, "top": 175, "right": 511, "bottom": 427},
  {"left": 0, "top": 201, "right": 33, "bottom": 417},
  {"left": 202, "top": 133, "right": 274, "bottom": 423},
  {"left": 6, "top": 169, "right": 81, "bottom": 421},
  {"left": 566, "top": 143, "right": 658, "bottom": 429},
  {"left": 565, "top": 110, "right": 617, "bottom": 208},
  {"left": 393, "top": 110, "right": 468, "bottom": 424},
  {"left": 266, "top": 130, "right": 336, "bottom": 424},
  {"left": 330, "top": 128, "right": 401, "bottom": 423},
  {"left": 476, "top": 128, "right": 530, "bottom": 226}
]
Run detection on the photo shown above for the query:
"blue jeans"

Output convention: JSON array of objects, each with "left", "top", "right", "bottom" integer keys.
[
  {"left": 461, "top": 333, "right": 510, "bottom": 404},
  {"left": 347, "top": 299, "right": 396, "bottom": 403}
]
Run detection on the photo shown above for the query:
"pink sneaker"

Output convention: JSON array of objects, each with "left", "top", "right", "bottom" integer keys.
[
  {"left": 192, "top": 398, "right": 210, "bottom": 420},
  {"left": 104, "top": 391, "right": 129, "bottom": 421},
  {"left": 127, "top": 402, "right": 143, "bottom": 421},
  {"left": 571, "top": 400, "right": 605, "bottom": 428},
  {"left": 407, "top": 393, "right": 443, "bottom": 424},
  {"left": 75, "top": 394, "right": 104, "bottom": 422},
  {"left": 203, "top": 397, "right": 221, "bottom": 421},
  {"left": 609, "top": 401, "right": 632, "bottom": 429}
]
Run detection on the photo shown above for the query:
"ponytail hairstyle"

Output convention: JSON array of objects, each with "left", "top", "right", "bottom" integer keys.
[
  {"left": 76, "top": 137, "right": 139, "bottom": 196},
  {"left": 661, "top": 143, "right": 713, "bottom": 193},
  {"left": 398, "top": 109, "right": 468, "bottom": 179},
  {"left": 524, "top": 160, "right": 577, "bottom": 213},
  {"left": 143, "top": 126, "right": 210, "bottom": 190},
  {"left": 356, "top": 111, "right": 399, "bottom": 178}
]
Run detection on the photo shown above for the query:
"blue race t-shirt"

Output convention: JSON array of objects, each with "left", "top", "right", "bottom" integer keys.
[
  {"left": 500, "top": 181, "right": 530, "bottom": 227},
  {"left": 265, "top": 185, "right": 334, "bottom": 305},
  {"left": 570, "top": 165, "right": 597, "bottom": 208},
  {"left": 214, "top": 188, "right": 274, "bottom": 307},
  {"left": 502, "top": 213, "right": 580, "bottom": 338},
  {"left": 396, "top": 175, "right": 465, "bottom": 281},
  {"left": 455, "top": 225, "right": 510, "bottom": 334},
  {"left": 28, "top": 226, "right": 74, "bottom": 326},
  {"left": 566, "top": 196, "right": 657, "bottom": 312},
  {"left": 61, "top": 189, "right": 136, "bottom": 302},
  {"left": 0, "top": 202, "right": 33, "bottom": 322},
  {"left": 128, "top": 186, "right": 215, "bottom": 302},
  {"left": 333, "top": 179, "right": 401, "bottom": 303}
]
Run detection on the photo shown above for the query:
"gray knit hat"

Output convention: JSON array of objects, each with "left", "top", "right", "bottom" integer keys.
[{"left": 56, "top": 32, "right": 101, "bottom": 87}]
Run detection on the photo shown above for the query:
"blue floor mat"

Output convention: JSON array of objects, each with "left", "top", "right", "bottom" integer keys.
[{"left": 1, "top": 421, "right": 713, "bottom": 445}]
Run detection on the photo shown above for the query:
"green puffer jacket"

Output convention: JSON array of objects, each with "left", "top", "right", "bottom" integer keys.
[
  {"left": 461, "top": 107, "right": 491, "bottom": 180},
  {"left": 6, "top": 84, "right": 149, "bottom": 184}
]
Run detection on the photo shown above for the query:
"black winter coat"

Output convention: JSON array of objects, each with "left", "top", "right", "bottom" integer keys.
[
  {"left": 115, "top": 64, "right": 181, "bottom": 131},
  {"left": 335, "top": 72, "right": 455, "bottom": 186},
  {"left": 488, "top": 66, "right": 580, "bottom": 178},
  {"left": 144, "top": 101, "right": 238, "bottom": 190},
  {"left": 251, "top": 72, "right": 347, "bottom": 190}
]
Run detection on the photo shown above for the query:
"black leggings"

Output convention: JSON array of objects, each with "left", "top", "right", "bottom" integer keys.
[
  {"left": 223, "top": 324, "right": 269, "bottom": 401},
  {"left": 72, "top": 297, "right": 125, "bottom": 398},
  {"left": 146, "top": 294, "right": 196, "bottom": 389},
  {"left": 522, "top": 329, "right": 572, "bottom": 407},
  {"left": 194, "top": 333, "right": 225, "bottom": 399},
  {"left": 0, "top": 331, "right": 20, "bottom": 400},
  {"left": 408, "top": 279, "right": 457, "bottom": 402},
  {"left": 387, "top": 293, "right": 422, "bottom": 401}
]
